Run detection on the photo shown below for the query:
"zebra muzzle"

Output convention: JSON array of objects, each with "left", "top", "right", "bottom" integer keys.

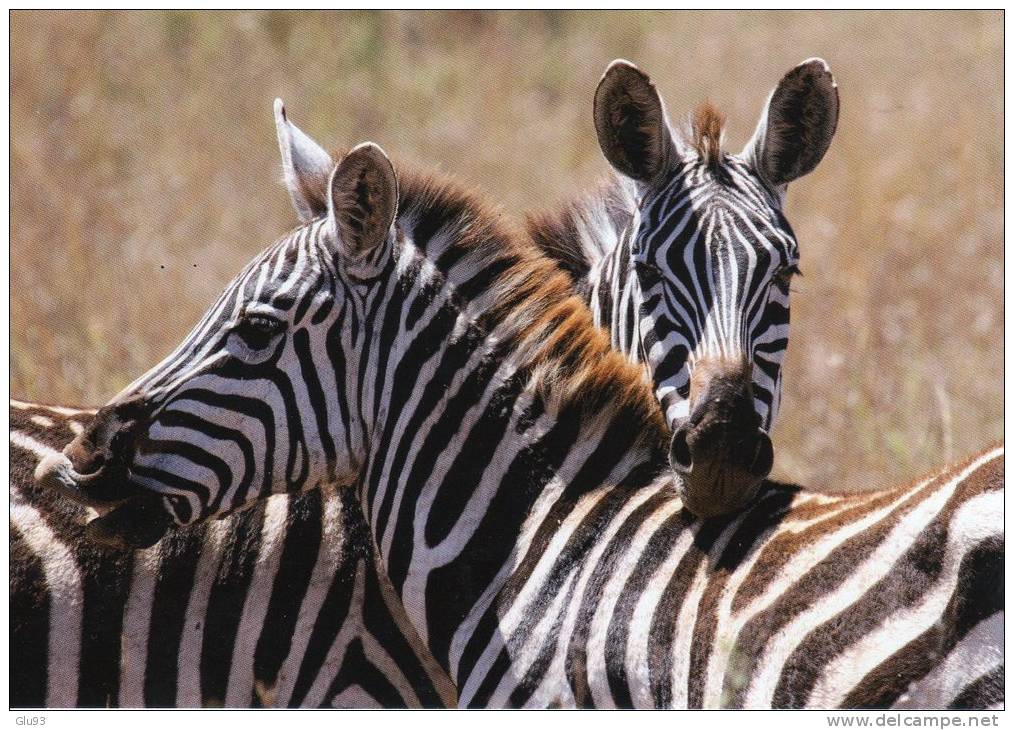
[
  {"left": 34, "top": 452, "right": 124, "bottom": 507},
  {"left": 669, "top": 419, "right": 773, "bottom": 519},
  {"left": 35, "top": 452, "right": 172, "bottom": 549}
]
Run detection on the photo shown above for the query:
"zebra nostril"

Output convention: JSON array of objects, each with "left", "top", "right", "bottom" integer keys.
[
  {"left": 669, "top": 427, "right": 693, "bottom": 473},
  {"left": 751, "top": 431, "right": 774, "bottom": 478}
]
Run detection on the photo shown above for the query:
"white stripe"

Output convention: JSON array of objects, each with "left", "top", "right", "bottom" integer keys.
[
  {"left": 118, "top": 545, "right": 161, "bottom": 707},
  {"left": 176, "top": 520, "right": 230, "bottom": 706},
  {"left": 11, "top": 485, "right": 82, "bottom": 707},
  {"left": 10, "top": 429, "right": 62, "bottom": 460},
  {"left": 224, "top": 495, "right": 291, "bottom": 706},
  {"left": 272, "top": 486, "right": 345, "bottom": 706}
]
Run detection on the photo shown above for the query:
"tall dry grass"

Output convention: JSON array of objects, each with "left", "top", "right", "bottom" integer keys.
[{"left": 10, "top": 10, "right": 1002, "bottom": 492}]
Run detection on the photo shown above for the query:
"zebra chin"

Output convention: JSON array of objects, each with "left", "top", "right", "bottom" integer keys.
[{"left": 34, "top": 451, "right": 173, "bottom": 550}]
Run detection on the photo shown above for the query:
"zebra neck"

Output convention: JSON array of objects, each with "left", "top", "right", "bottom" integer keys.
[
  {"left": 354, "top": 259, "right": 667, "bottom": 678},
  {"left": 588, "top": 227, "right": 643, "bottom": 359},
  {"left": 525, "top": 175, "right": 637, "bottom": 298}
]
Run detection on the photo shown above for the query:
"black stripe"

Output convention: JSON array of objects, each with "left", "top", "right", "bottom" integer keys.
[
  {"left": 10, "top": 528, "right": 50, "bottom": 708},
  {"left": 561, "top": 490, "right": 671, "bottom": 709},
  {"left": 156, "top": 409, "right": 256, "bottom": 514},
  {"left": 143, "top": 526, "right": 207, "bottom": 706},
  {"left": 358, "top": 564, "right": 444, "bottom": 708},
  {"left": 166, "top": 388, "right": 276, "bottom": 509},
  {"left": 75, "top": 540, "right": 133, "bottom": 707},
  {"left": 687, "top": 489, "right": 794, "bottom": 708},
  {"left": 286, "top": 553, "right": 356, "bottom": 707},
  {"left": 383, "top": 338, "right": 519, "bottom": 593},
  {"left": 199, "top": 502, "right": 267, "bottom": 705},
  {"left": 507, "top": 573, "right": 581, "bottom": 708},
  {"left": 604, "top": 507, "right": 694, "bottom": 707},
  {"left": 948, "top": 666, "right": 1004, "bottom": 710},
  {"left": 251, "top": 490, "right": 322, "bottom": 703},
  {"left": 322, "top": 639, "right": 406, "bottom": 708},
  {"left": 646, "top": 516, "right": 724, "bottom": 707},
  {"left": 293, "top": 328, "right": 337, "bottom": 466},
  {"left": 366, "top": 298, "right": 466, "bottom": 539},
  {"left": 442, "top": 416, "right": 582, "bottom": 680}
]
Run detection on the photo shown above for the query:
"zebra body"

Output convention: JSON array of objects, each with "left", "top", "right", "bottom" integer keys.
[
  {"left": 448, "top": 444, "right": 1003, "bottom": 708},
  {"left": 15, "top": 401, "right": 1003, "bottom": 708},
  {"left": 11, "top": 400, "right": 451, "bottom": 708},
  {"left": 36, "top": 109, "right": 1003, "bottom": 708}
]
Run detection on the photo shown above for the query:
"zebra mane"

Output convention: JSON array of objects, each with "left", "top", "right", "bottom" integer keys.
[
  {"left": 686, "top": 102, "right": 726, "bottom": 172},
  {"left": 376, "top": 160, "right": 667, "bottom": 450},
  {"left": 524, "top": 175, "right": 637, "bottom": 292}
]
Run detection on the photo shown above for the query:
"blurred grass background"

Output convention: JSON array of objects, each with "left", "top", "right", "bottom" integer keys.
[{"left": 10, "top": 10, "right": 1002, "bottom": 492}]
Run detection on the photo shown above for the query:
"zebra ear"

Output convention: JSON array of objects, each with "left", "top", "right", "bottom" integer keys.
[
  {"left": 326, "top": 142, "right": 399, "bottom": 258},
  {"left": 274, "top": 98, "right": 334, "bottom": 223},
  {"left": 742, "top": 59, "right": 839, "bottom": 192},
  {"left": 594, "top": 60, "right": 678, "bottom": 185}
]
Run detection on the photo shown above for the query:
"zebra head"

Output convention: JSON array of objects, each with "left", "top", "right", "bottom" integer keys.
[
  {"left": 36, "top": 105, "right": 400, "bottom": 548},
  {"left": 593, "top": 59, "right": 838, "bottom": 517}
]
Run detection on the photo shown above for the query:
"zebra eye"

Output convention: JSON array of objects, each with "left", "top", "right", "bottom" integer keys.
[
  {"left": 234, "top": 313, "right": 284, "bottom": 350},
  {"left": 634, "top": 259, "right": 662, "bottom": 281},
  {"left": 773, "top": 263, "right": 802, "bottom": 289}
]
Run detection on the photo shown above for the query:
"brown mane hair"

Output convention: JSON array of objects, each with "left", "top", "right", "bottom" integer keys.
[
  {"left": 524, "top": 176, "right": 636, "bottom": 295},
  {"left": 354, "top": 156, "right": 667, "bottom": 453},
  {"left": 689, "top": 102, "right": 726, "bottom": 172}
]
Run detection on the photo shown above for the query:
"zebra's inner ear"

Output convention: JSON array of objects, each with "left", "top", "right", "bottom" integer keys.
[
  {"left": 326, "top": 142, "right": 399, "bottom": 258},
  {"left": 594, "top": 60, "right": 678, "bottom": 185},
  {"left": 274, "top": 99, "right": 334, "bottom": 223},
  {"left": 742, "top": 59, "right": 839, "bottom": 192}
]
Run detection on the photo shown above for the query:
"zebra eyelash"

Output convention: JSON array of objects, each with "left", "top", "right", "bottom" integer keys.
[
  {"left": 232, "top": 312, "right": 285, "bottom": 350},
  {"left": 773, "top": 263, "right": 802, "bottom": 289}
]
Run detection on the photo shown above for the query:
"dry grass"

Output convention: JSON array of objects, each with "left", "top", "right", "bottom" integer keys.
[{"left": 10, "top": 10, "right": 1002, "bottom": 493}]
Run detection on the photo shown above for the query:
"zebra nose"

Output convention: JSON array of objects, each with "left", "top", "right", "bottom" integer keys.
[
  {"left": 752, "top": 431, "right": 774, "bottom": 478},
  {"left": 669, "top": 419, "right": 773, "bottom": 519},
  {"left": 50, "top": 401, "right": 146, "bottom": 507},
  {"left": 671, "top": 418, "right": 773, "bottom": 480},
  {"left": 669, "top": 425, "right": 693, "bottom": 474}
]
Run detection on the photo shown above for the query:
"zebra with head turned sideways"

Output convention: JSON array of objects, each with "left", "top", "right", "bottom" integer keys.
[
  {"left": 11, "top": 400, "right": 452, "bottom": 708},
  {"left": 37, "top": 109, "right": 1001, "bottom": 708},
  {"left": 530, "top": 59, "right": 838, "bottom": 518}
]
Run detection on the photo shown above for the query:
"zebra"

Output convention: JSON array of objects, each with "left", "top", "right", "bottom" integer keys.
[
  {"left": 36, "top": 115, "right": 1002, "bottom": 708},
  {"left": 531, "top": 58, "right": 839, "bottom": 518},
  {"left": 12, "top": 399, "right": 452, "bottom": 708}
]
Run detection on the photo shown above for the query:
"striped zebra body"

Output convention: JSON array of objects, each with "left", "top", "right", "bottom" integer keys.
[
  {"left": 449, "top": 445, "right": 1003, "bottom": 708},
  {"left": 11, "top": 400, "right": 451, "bottom": 708},
  {"left": 36, "top": 118, "right": 1003, "bottom": 707}
]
